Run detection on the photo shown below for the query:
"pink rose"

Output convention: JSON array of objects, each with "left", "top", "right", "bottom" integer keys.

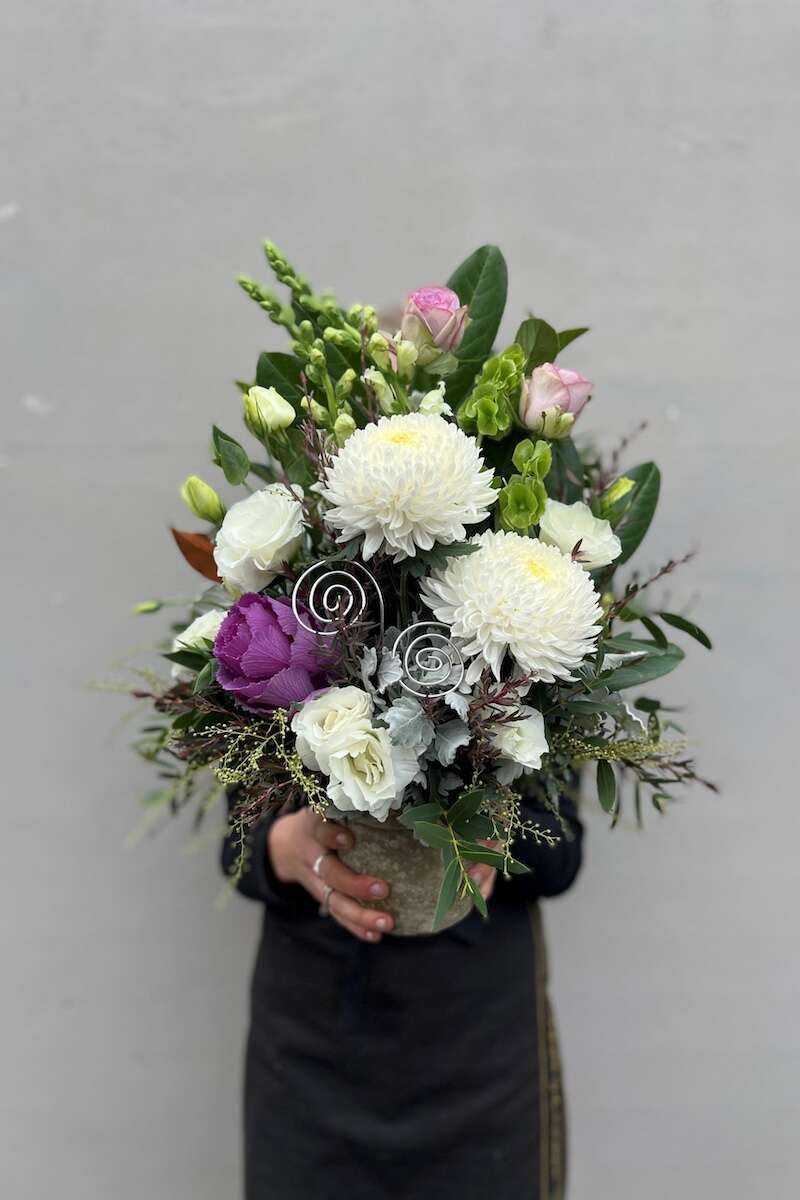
[
  {"left": 400, "top": 286, "right": 469, "bottom": 365},
  {"left": 519, "top": 363, "right": 593, "bottom": 438}
]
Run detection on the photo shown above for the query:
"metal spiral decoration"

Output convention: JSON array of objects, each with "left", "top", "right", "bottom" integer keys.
[
  {"left": 393, "top": 622, "right": 465, "bottom": 699},
  {"left": 291, "top": 559, "right": 385, "bottom": 639}
]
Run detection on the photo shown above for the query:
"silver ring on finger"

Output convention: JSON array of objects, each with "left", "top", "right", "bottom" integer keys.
[
  {"left": 312, "top": 852, "right": 332, "bottom": 879},
  {"left": 319, "top": 884, "right": 334, "bottom": 917}
]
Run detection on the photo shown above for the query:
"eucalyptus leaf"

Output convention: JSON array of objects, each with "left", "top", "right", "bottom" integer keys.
[
  {"left": 597, "top": 760, "right": 617, "bottom": 812},
  {"left": 398, "top": 802, "right": 443, "bottom": 829},
  {"left": 413, "top": 821, "right": 454, "bottom": 850},
  {"left": 599, "top": 642, "right": 685, "bottom": 691},
  {"left": 432, "top": 857, "right": 462, "bottom": 929},
  {"left": 659, "top": 611, "right": 713, "bottom": 650}
]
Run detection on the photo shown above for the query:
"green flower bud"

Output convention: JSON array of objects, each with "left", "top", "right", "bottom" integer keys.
[
  {"left": 132, "top": 600, "right": 162, "bottom": 614},
  {"left": 598, "top": 475, "right": 635, "bottom": 520},
  {"left": 333, "top": 412, "right": 357, "bottom": 446},
  {"left": 335, "top": 368, "right": 357, "bottom": 399},
  {"left": 323, "top": 324, "right": 362, "bottom": 353},
  {"left": 243, "top": 386, "right": 296, "bottom": 438},
  {"left": 539, "top": 407, "right": 575, "bottom": 440},
  {"left": 363, "top": 368, "right": 396, "bottom": 415},
  {"left": 367, "top": 333, "right": 392, "bottom": 372},
  {"left": 180, "top": 475, "right": 226, "bottom": 525},
  {"left": 309, "top": 399, "right": 331, "bottom": 427},
  {"left": 394, "top": 337, "right": 419, "bottom": 381}
]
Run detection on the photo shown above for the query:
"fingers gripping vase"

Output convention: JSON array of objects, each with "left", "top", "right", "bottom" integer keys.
[{"left": 339, "top": 812, "right": 473, "bottom": 936}]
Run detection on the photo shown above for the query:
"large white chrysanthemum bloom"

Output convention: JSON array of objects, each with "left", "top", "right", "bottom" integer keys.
[
  {"left": 420, "top": 529, "right": 603, "bottom": 683},
  {"left": 317, "top": 413, "right": 497, "bottom": 561}
]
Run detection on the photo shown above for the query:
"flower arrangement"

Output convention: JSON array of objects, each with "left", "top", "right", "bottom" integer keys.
[{"left": 129, "top": 241, "right": 714, "bottom": 927}]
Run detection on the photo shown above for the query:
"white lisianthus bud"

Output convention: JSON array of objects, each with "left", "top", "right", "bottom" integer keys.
[
  {"left": 490, "top": 706, "right": 549, "bottom": 784},
  {"left": 213, "top": 483, "right": 305, "bottom": 594},
  {"left": 180, "top": 475, "right": 226, "bottom": 525},
  {"left": 170, "top": 609, "right": 226, "bottom": 682},
  {"left": 538, "top": 499, "right": 622, "bottom": 570},
  {"left": 416, "top": 381, "right": 452, "bottom": 417},
  {"left": 243, "top": 385, "right": 296, "bottom": 438},
  {"left": 363, "top": 367, "right": 396, "bottom": 415}
]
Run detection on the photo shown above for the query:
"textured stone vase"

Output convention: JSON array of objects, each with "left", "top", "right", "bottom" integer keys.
[{"left": 339, "top": 812, "right": 473, "bottom": 936}]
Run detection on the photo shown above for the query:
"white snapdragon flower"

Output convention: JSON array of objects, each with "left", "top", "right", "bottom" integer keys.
[
  {"left": 490, "top": 706, "right": 549, "bottom": 784},
  {"left": 416, "top": 381, "right": 452, "bottom": 417},
  {"left": 213, "top": 484, "right": 304, "bottom": 594},
  {"left": 538, "top": 499, "right": 621, "bottom": 570},
  {"left": 170, "top": 609, "right": 226, "bottom": 682}
]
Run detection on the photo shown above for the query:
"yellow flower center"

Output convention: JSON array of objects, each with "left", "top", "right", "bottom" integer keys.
[
  {"left": 380, "top": 428, "right": 421, "bottom": 446},
  {"left": 524, "top": 554, "right": 552, "bottom": 581}
]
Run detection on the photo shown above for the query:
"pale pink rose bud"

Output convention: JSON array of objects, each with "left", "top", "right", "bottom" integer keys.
[
  {"left": 400, "top": 286, "right": 469, "bottom": 366},
  {"left": 519, "top": 363, "right": 593, "bottom": 435}
]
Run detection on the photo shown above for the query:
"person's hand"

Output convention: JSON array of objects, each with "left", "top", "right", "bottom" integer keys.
[
  {"left": 466, "top": 859, "right": 497, "bottom": 904},
  {"left": 268, "top": 809, "right": 395, "bottom": 942}
]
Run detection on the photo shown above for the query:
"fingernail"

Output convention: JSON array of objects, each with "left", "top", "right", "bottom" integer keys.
[
  {"left": 369, "top": 882, "right": 387, "bottom": 898},
  {"left": 336, "top": 833, "right": 350, "bottom": 848},
  {"left": 366, "top": 931, "right": 380, "bottom": 942},
  {"left": 375, "top": 917, "right": 390, "bottom": 931}
]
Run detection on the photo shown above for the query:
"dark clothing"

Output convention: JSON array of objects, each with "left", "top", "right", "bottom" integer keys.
[{"left": 222, "top": 796, "right": 582, "bottom": 1200}]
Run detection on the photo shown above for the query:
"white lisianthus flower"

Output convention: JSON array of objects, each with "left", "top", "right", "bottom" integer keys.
[
  {"left": 326, "top": 727, "right": 420, "bottom": 822},
  {"left": 539, "top": 499, "right": 622, "bottom": 570},
  {"left": 416, "top": 381, "right": 452, "bottom": 417},
  {"left": 420, "top": 529, "right": 602, "bottom": 684},
  {"left": 291, "top": 686, "right": 374, "bottom": 774},
  {"left": 213, "top": 484, "right": 304, "bottom": 595},
  {"left": 170, "top": 609, "right": 226, "bottom": 682},
  {"left": 318, "top": 413, "right": 497, "bottom": 561},
  {"left": 490, "top": 706, "right": 549, "bottom": 784}
]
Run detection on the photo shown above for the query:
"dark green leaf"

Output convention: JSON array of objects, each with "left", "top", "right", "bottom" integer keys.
[
  {"left": 398, "top": 802, "right": 443, "bottom": 829},
  {"left": 597, "top": 760, "right": 617, "bottom": 813},
  {"left": 254, "top": 352, "right": 305, "bottom": 405},
  {"left": 192, "top": 658, "right": 217, "bottom": 695},
  {"left": 445, "top": 246, "right": 508, "bottom": 405},
  {"left": 615, "top": 462, "right": 660, "bottom": 563},
  {"left": 432, "top": 858, "right": 462, "bottom": 929},
  {"left": 514, "top": 316, "right": 559, "bottom": 371},
  {"left": 547, "top": 437, "right": 585, "bottom": 503},
  {"left": 599, "top": 643, "right": 685, "bottom": 691},
  {"left": 465, "top": 872, "right": 488, "bottom": 918},
  {"left": 211, "top": 426, "right": 250, "bottom": 485},
  {"left": 249, "top": 462, "right": 276, "bottom": 483},
  {"left": 162, "top": 649, "right": 208, "bottom": 670},
  {"left": 659, "top": 611, "right": 713, "bottom": 650},
  {"left": 557, "top": 327, "right": 589, "bottom": 352},
  {"left": 446, "top": 789, "right": 486, "bottom": 829},
  {"left": 639, "top": 615, "right": 668, "bottom": 649},
  {"left": 412, "top": 820, "right": 454, "bottom": 850}
]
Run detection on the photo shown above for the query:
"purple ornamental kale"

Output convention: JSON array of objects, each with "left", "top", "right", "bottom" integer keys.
[{"left": 213, "top": 593, "right": 333, "bottom": 713}]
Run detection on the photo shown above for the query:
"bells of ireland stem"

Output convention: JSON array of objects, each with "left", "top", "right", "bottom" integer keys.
[
  {"left": 180, "top": 475, "right": 226, "bottom": 525},
  {"left": 243, "top": 385, "right": 296, "bottom": 439},
  {"left": 457, "top": 344, "right": 525, "bottom": 439}
]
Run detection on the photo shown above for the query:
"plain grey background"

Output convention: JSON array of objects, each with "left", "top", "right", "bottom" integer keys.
[{"left": 3, "top": 1, "right": 798, "bottom": 1196}]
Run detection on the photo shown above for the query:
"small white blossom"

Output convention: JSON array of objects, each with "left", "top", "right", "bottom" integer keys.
[
  {"left": 539, "top": 499, "right": 621, "bottom": 570},
  {"left": 490, "top": 706, "right": 549, "bottom": 784},
  {"left": 213, "top": 484, "right": 304, "bottom": 594}
]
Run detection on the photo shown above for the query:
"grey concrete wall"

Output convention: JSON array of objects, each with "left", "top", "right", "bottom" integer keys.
[{"left": 3, "top": 2, "right": 797, "bottom": 1196}]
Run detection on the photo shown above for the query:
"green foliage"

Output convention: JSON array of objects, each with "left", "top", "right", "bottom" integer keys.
[
  {"left": 615, "top": 462, "right": 661, "bottom": 563},
  {"left": 457, "top": 343, "right": 525, "bottom": 438},
  {"left": 557, "top": 327, "right": 589, "bottom": 352},
  {"left": 254, "top": 352, "right": 305, "bottom": 407},
  {"left": 596, "top": 760, "right": 617, "bottom": 813},
  {"left": 659, "top": 612, "right": 713, "bottom": 649},
  {"left": 445, "top": 246, "right": 508, "bottom": 404},
  {"left": 596, "top": 640, "right": 685, "bottom": 691},
  {"left": 211, "top": 425, "right": 250, "bottom": 485},
  {"left": 547, "top": 437, "right": 585, "bottom": 502},
  {"left": 514, "top": 316, "right": 559, "bottom": 370}
]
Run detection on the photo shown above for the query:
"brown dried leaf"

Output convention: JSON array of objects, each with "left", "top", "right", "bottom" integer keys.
[{"left": 170, "top": 528, "right": 220, "bottom": 582}]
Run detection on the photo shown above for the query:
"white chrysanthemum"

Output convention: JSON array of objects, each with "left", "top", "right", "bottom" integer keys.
[
  {"left": 317, "top": 413, "right": 497, "bottom": 561},
  {"left": 420, "top": 529, "right": 603, "bottom": 684}
]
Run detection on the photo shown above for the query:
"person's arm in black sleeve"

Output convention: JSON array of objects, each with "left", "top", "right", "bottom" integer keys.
[
  {"left": 220, "top": 787, "right": 316, "bottom": 914},
  {"left": 496, "top": 787, "right": 584, "bottom": 903}
]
